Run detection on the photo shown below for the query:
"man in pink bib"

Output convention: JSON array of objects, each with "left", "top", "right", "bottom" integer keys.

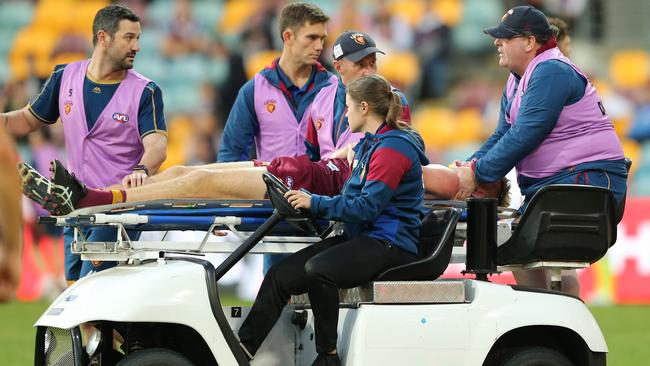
[{"left": 6, "top": 4, "right": 167, "bottom": 283}]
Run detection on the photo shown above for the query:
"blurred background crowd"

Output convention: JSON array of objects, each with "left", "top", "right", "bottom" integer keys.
[{"left": 2, "top": 0, "right": 650, "bottom": 302}]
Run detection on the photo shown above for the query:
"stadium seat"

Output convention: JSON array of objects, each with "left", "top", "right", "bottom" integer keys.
[
  {"left": 219, "top": 0, "right": 259, "bottom": 34},
  {"left": 453, "top": 108, "right": 483, "bottom": 144},
  {"left": 609, "top": 49, "right": 650, "bottom": 89},
  {"left": 245, "top": 50, "right": 281, "bottom": 80},
  {"left": 192, "top": 0, "right": 224, "bottom": 31},
  {"left": 70, "top": 1, "right": 110, "bottom": 38},
  {"left": 412, "top": 106, "right": 457, "bottom": 150},
  {"left": 388, "top": 0, "right": 425, "bottom": 26},
  {"left": 9, "top": 27, "right": 58, "bottom": 80},
  {"left": 432, "top": 0, "right": 463, "bottom": 26},
  {"left": 0, "top": 1, "right": 34, "bottom": 31},
  {"left": 161, "top": 114, "right": 195, "bottom": 169},
  {"left": 377, "top": 51, "right": 419, "bottom": 90}
]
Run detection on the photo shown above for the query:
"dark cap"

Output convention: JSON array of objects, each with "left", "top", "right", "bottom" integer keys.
[
  {"left": 332, "top": 31, "right": 385, "bottom": 62},
  {"left": 483, "top": 6, "right": 552, "bottom": 39}
]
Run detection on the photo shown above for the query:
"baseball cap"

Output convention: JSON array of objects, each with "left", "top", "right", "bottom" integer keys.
[
  {"left": 332, "top": 31, "right": 385, "bottom": 62},
  {"left": 483, "top": 6, "right": 552, "bottom": 39}
]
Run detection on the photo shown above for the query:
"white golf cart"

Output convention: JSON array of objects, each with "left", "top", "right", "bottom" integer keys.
[{"left": 33, "top": 173, "right": 618, "bottom": 366}]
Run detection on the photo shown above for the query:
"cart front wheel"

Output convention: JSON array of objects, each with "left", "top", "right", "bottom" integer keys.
[
  {"left": 115, "top": 348, "right": 195, "bottom": 366},
  {"left": 498, "top": 346, "right": 574, "bottom": 366}
]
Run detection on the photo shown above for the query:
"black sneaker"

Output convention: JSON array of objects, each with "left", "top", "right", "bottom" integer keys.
[
  {"left": 18, "top": 162, "right": 56, "bottom": 208},
  {"left": 312, "top": 353, "right": 341, "bottom": 366},
  {"left": 48, "top": 159, "right": 87, "bottom": 215}
]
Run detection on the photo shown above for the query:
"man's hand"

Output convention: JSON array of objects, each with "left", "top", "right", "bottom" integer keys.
[
  {"left": 285, "top": 190, "right": 312, "bottom": 210},
  {"left": 121, "top": 171, "right": 147, "bottom": 188},
  {"left": 452, "top": 165, "right": 477, "bottom": 200}
]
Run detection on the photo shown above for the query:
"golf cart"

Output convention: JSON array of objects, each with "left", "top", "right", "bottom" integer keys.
[{"left": 33, "top": 172, "right": 616, "bottom": 365}]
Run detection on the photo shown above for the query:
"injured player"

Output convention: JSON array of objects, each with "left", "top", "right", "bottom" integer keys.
[{"left": 19, "top": 157, "right": 509, "bottom": 216}]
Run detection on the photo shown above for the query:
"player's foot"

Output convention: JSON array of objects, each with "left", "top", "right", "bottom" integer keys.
[
  {"left": 17, "top": 162, "right": 71, "bottom": 215},
  {"left": 48, "top": 159, "right": 87, "bottom": 215}
]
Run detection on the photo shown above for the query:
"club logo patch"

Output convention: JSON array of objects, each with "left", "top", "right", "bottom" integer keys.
[
  {"left": 265, "top": 100, "right": 277, "bottom": 113},
  {"left": 350, "top": 33, "right": 366, "bottom": 45},
  {"left": 112, "top": 112, "right": 129, "bottom": 123},
  {"left": 64, "top": 101, "right": 73, "bottom": 115},
  {"left": 286, "top": 176, "right": 294, "bottom": 189},
  {"left": 501, "top": 8, "right": 514, "bottom": 21},
  {"left": 316, "top": 117, "right": 323, "bottom": 130}
]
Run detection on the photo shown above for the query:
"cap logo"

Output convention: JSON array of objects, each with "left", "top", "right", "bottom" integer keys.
[
  {"left": 501, "top": 8, "right": 514, "bottom": 21},
  {"left": 265, "top": 100, "right": 276, "bottom": 113},
  {"left": 350, "top": 33, "right": 366, "bottom": 45}
]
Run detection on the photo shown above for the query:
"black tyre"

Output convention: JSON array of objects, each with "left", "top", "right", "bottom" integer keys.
[
  {"left": 499, "top": 346, "right": 574, "bottom": 366},
  {"left": 115, "top": 348, "right": 195, "bottom": 366}
]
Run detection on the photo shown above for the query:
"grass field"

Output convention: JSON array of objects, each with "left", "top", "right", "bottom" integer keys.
[{"left": 1, "top": 301, "right": 648, "bottom": 365}]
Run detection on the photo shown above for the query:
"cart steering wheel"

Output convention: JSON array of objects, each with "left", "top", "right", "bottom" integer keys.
[{"left": 262, "top": 172, "right": 322, "bottom": 233}]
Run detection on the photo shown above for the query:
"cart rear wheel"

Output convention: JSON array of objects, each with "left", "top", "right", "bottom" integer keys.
[
  {"left": 116, "top": 348, "right": 195, "bottom": 366},
  {"left": 499, "top": 346, "right": 574, "bottom": 366}
]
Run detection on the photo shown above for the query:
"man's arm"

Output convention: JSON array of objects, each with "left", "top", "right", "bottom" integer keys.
[
  {"left": 0, "top": 124, "right": 22, "bottom": 302},
  {"left": 474, "top": 61, "right": 585, "bottom": 183},
  {"left": 5, "top": 64, "right": 66, "bottom": 137},
  {"left": 2, "top": 107, "right": 46, "bottom": 137},
  {"left": 218, "top": 80, "right": 258, "bottom": 162}
]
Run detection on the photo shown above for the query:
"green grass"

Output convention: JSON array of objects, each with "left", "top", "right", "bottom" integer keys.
[
  {"left": 1, "top": 301, "right": 648, "bottom": 365},
  {"left": 590, "top": 305, "right": 650, "bottom": 366}
]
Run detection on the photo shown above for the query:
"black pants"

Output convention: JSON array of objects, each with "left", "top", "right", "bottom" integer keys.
[{"left": 238, "top": 235, "right": 416, "bottom": 355}]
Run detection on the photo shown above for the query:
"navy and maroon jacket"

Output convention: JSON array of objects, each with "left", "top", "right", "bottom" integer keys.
[{"left": 310, "top": 124, "right": 428, "bottom": 255}]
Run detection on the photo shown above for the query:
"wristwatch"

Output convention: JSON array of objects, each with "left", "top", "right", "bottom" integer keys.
[{"left": 133, "top": 164, "right": 149, "bottom": 176}]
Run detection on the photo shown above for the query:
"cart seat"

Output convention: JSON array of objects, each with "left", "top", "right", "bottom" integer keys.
[
  {"left": 497, "top": 185, "right": 617, "bottom": 267},
  {"left": 376, "top": 207, "right": 460, "bottom": 281}
]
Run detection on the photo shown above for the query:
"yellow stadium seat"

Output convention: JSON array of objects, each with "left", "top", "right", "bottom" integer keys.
[
  {"left": 32, "top": 0, "right": 75, "bottom": 34},
  {"left": 378, "top": 51, "right": 420, "bottom": 90},
  {"left": 219, "top": 0, "right": 259, "bottom": 34},
  {"left": 612, "top": 116, "right": 631, "bottom": 138},
  {"left": 71, "top": 1, "right": 110, "bottom": 39},
  {"left": 388, "top": 0, "right": 425, "bottom": 26},
  {"left": 245, "top": 50, "right": 281, "bottom": 80},
  {"left": 609, "top": 49, "right": 650, "bottom": 89},
  {"left": 412, "top": 106, "right": 456, "bottom": 150},
  {"left": 453, "top": 108, "right": 483, "bottom": 144},
  {"left": 161, "top": 115, "right": 194, "bottom": 170},
  {"left": 432, "top": 0, "right": 463, "bottom": 26},
  {"left": 9, "top": 27, "right": 58, "bottom": 80}
]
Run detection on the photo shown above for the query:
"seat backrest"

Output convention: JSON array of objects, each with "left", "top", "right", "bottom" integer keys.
[
  {"left": 497, "top": 184, "right": 617, "bottom": 266},
  {"left": 376, "top": 208, "right": 460, "bottom": 281}
]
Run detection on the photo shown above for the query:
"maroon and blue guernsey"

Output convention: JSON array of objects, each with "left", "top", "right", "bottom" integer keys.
[{"left": 309, "top": 124, "right": 429, "bottom": 255}]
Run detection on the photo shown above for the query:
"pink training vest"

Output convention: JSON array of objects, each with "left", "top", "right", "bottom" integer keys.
[
  {"left": 505, "top": 48, "right": 623, "bottom": 178},
  {"left": 59, "top": 60, "right": 150, "bottom": 188},
  {"left": 253, "top": 73, "right": 337, "bottom": 161},
  {"left": 307, "top": 76, "right": 354, "bottom": 159}
]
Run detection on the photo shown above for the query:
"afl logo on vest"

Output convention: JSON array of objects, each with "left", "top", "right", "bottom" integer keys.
[
  {"left": 265, "top": 100, "right": 276, "bottom": 113},
  {"left": 112, "top": 112, "right": 130, "bottom": 123}
]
